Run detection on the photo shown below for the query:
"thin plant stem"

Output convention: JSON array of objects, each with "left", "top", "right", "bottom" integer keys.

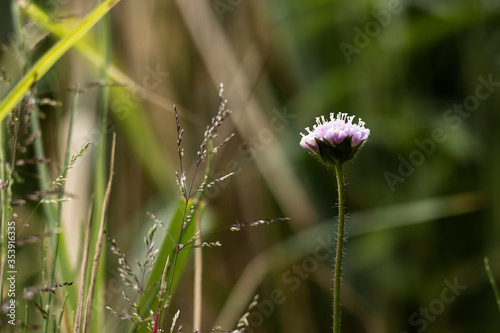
[
  {"left": 56, "top": 293, "right": 69, "bottom": 333},
  {"left": 193, "top": 204, "right": 203, "bottom": 331},
  {"left": 166, "top": 166, "right": 199, "bottom": 299},
  {"left": 333, "top": 164, "right": 345, "bottom": 333},
  {"left": 193, "top": 141, "right": 213, "bottom": 331},
  {"left": 165, "top": 137, "right": 210, "bottom": 304},
  {"left": 82, "top": 133, "right": 116, "bottom": 333},
  {"left": 24, "top": 299, "right": 29, "bottom": 333},
  {"left": 484, "top": 257, "right": 500, "bottom": 314},
  {"left": 153, "top": 257, "right": 170, "bottom": 333},
  {"left": 73, "top": 198, "right": 94, "bottom": 333}
]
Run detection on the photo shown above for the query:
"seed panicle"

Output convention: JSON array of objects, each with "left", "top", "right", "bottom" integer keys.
[
  {"left": 229, "top": 217, "right": 290, "bottom": 232},
  {"left": 197, "top": 84, "right": 232, "bottom": 165}
]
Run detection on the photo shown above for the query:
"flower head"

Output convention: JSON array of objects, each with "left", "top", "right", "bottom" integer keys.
[{"left": 300, "top": 113, "right": 370, "bottom": 166}]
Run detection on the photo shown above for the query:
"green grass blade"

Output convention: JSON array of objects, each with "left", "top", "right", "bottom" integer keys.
[
  {"left": 0, "top": 0, "right": 122, "bottom": 122},
  {"left": 0, "top": 118, "right": 11, "bottom": 303},
  {"left": 24, "top": 3, "right": 176, "bottom": 199},
  {"left": 23, "top": 3, "right": 127, "bottom": 82},
  {"left": 89, "top": 7, "right": 112, "bottom": 330}
]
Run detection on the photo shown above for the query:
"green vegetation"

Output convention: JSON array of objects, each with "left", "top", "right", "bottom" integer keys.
[{"left": 0, "top": 0, "right": 499, "bottom": 332}]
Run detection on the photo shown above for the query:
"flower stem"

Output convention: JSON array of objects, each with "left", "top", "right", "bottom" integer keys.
[{"left": 333, "top": 164, "right": 345, "bottom": 333}]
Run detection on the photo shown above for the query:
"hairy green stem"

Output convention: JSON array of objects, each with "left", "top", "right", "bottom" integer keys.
[{"left": 333, "top": 164, "right": 345, "bottom": 333}]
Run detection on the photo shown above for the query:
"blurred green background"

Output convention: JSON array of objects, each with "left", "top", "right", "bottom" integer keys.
[{"left": 1, "top": 0, "right": 500, "bottom": 332}]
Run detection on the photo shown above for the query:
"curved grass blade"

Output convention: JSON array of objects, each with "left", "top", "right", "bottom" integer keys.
[
  {"left": 0, "top": 0, "right": 123, "bottom": 122},
  {"left": 24, "top": 2, "right": 176, "bottom": 199}
]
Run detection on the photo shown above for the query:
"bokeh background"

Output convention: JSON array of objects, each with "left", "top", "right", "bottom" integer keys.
[{"left": 1, "top": 0, "right": 500, "bottom": 332}]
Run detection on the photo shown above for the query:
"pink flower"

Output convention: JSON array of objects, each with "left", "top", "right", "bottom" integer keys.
[{"left": 300, "top": 113, "right": 370, "bottom": 165}]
